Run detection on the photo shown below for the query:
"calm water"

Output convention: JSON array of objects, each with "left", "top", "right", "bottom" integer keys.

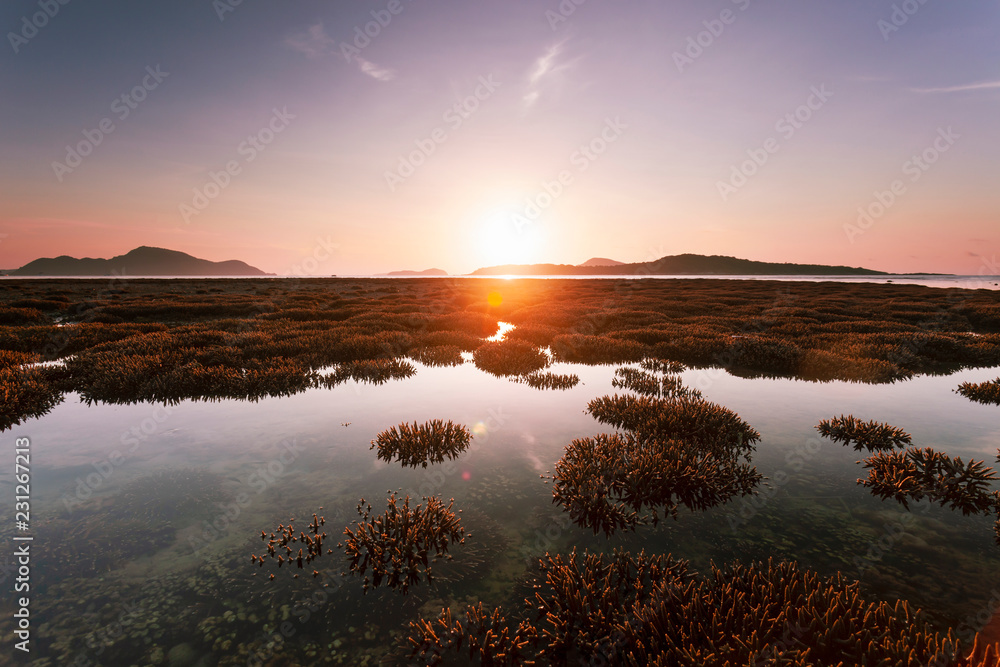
[
  {"left": 6, "top": 274, "right": 1000, "bottom": 291},
  {"left": 2, "top": 344, "right": 1000, "bottom": 664}
]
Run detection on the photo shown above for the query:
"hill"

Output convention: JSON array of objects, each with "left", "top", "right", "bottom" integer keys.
[
  {"left": 384, "top": 268, "right": 449, "bottom": 277},
  {"left": 11, "top": 246, "right": 272, "bottom": 276},
  {"left": 471, "top": 253, "right": 888, "bottom": 276},
  {"left": 578, "top": 257, "right": 624, "bottom": 267}
]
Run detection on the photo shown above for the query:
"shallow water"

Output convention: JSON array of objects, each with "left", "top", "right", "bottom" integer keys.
[{"left": 2, "top": 353, "right": 1000, "bottom": 664}]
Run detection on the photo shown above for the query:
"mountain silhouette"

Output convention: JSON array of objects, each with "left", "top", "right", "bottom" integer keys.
[
  {"left": 471, "top": 253, "right": 889, "bottom": 276},
  {"left": 11, "top": 246, "right": 272, "bottom": 276},
  {"left": 578, "top": 257, "right": 624, "bottom": 267}
]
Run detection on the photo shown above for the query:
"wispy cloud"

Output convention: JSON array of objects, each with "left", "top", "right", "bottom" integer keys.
[
  {"left": 523, "top": 39, "right": 577, "bottom": 109},
  {"left": 284, "top": 23, "right": 335, "bottom": 59},
  {"left": 356, "top": 56, "right": 395, "bottom": 82},
  {"left": 285, "top": 23, "right": 395, "bottom": 81},
  {"left": 911, "top": 80, "right": 1000, "bottom": 93}
]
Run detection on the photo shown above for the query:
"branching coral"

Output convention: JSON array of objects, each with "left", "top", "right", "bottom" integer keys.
[
  {"left": 859, "top": 447, "right": 1000, "bottom": 516},
  {"left": 611, "top": 366, "right": 702, "bottom": 399},
  {"left": 816, "top": 414, "right": 912, "bottom": 452},
  {"left": 587, "top": 393, "right": 760, "bottom": 456},
  {"left": 407, "top": 550, "right": 1000, "bottom": 666},
  {"left": 371, "top": 420, "right": 472, "bottom": 468},
  {"left": 957, "top": 378, "right": 1000, "bottom": 405},
  {"left": 473, "top": 339, "right": 549, "bottom": 376},
  {"left": 339, "top": 492, "right": 468, "bottom": 594},
  {"left": 551, "top": 432, "right": 761, "bottom": 535},
  {"left": 514, "top": 371, "right": 580, "bottom": 390}
]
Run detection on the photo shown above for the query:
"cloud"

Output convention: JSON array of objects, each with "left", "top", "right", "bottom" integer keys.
[
  {"left": 523, "top": 39, "right": 577, "bottom": 109},
  {"left": 285, "top": 23, "right": 395, "bottom": 81},
  {"left": 284, "top": 23, "right": 335, "bottom": 59},
  {"left": 356, "top": 56, "right": 395, "bottom": 82},
  {"left": 530, "top": 42, "right": 564, "bottom": 85},
  {"left": 911, "top": 80, "right": 1000, "bottom": 93}
]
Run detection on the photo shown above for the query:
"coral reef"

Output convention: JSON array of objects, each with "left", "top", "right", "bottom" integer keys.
[
  {"left": 371, "top": 420, "right": 472, "bottom": 468},
  {"left": 339, "top": 492, "right": 469, "bottom": 594},
  {"left": 407, "top": 549, "right": 1000, "bottom": 666},
  {"left": 859, "top": 447, "right": 1000, "bottom": 517},
  {"left": 550, "top": 432, "right": 761, "bottom": 535},
  {"left": 409, "top": 345, "right": 465, "bottom": 367},
  {"left": 0, "top": 362, "right": 64, "bottom": 431},
  {"left": 611, "top": 366, "right": 702, "bottom": 399},
  {"left": 816, "top": 414, "right": 913, "bottom": 452},
  {"left": 513, "top": 371, "right": 580, "bottom": 390},
  {"left": 550, "top": 389, "right": 762, "bottom": 535},
  {"left": 473, "top": 339, "right": 549, "bottom": 376},
  {"left": 316, "top": 358, "right": 416, "bottom": 387},
  {"left": 587, "top": 393, "right": 760, "bottom": 454},
  {"left": 957, "top": 378, "right": 1000, "bottom": 405}
]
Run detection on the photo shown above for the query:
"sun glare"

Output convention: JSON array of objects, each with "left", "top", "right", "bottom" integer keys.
[{"left": 478, "top": 207, "right": 545, "bottom": 267}]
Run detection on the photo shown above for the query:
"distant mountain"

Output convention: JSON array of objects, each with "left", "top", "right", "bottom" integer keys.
[
  {"left": 384, "top": 268, "right": 448, "bottom": 277},
  {"left": 578, "top": 257, "right": 624, "bottom": 267},
  {"left": 11, "top": 246, "right": 272, "bottom": 276},
  {"left": 471, "top": 253, "right": 888, "bottom": 276}
]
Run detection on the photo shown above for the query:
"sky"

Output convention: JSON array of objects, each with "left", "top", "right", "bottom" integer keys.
[{"left": 0, "top": 0, "right": 998, "bottom": 276}]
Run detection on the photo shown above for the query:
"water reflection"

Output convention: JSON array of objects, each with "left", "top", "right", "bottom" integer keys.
[{"left": 3, "top": 358, "right": 1000, "bottom": 663}]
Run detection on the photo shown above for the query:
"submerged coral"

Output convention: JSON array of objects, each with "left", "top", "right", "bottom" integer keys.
[
  {"left": 551, "top": 391, "right": 762, "bottom": 535},
  {"left": 514, "top": 370, "right": 580, "bottom": 390},
  {"left": 957, "top": 378, "right": 1000, "bottom": 405},
  {"left": 409, "top": 345, "right": 465, "bottom": 367},
  {"left": 611, "top": 366, "right": 702, "bottom": 399},
  {"left": 113, "top": 469, "right": 228, "bottom": 522},
  {"left": 587, "top": 393, "right": 760, "bottom": 455},
  {"left": 407, "top": 550, "right": 1000, "bottom": 666},
  {"left": 473, "top": 339, "right": 549, "bottom": 376},
  {"left": 339, "top": 492, "right": 468, "bottom": 594},
  {"left": 316, "top": 357, "right": 416, "bottom": 387},
  {"left": 551, "top": 432, "right": 761, "bottom": 535},
  {"left": 859, "top": 447, "right": 1000, "bottom": 516},
  {"left": 0, "top": 363, "right": 64, "bottom": 431},
  {"left": 371, "top": 419, "right": 472, "bottom": 468},
  {"left": 816, "top": 414, "right": 913, "bottom": 452}
]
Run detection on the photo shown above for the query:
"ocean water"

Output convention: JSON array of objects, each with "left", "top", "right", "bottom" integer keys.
[
  {"left": 2, "top": 345, "right": 999, "bottom": 664},
  {"left": 5, "top": 274, "right": 1000, "bottom": 291}
]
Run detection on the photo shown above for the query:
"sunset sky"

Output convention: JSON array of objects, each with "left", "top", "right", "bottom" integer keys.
[{"left": 1, "top": 1, "right": 997, "bottom": 276}]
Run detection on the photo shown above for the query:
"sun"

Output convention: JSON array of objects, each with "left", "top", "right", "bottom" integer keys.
[{"left": 478, "top": 207, "right": 545, "bottom": 267}]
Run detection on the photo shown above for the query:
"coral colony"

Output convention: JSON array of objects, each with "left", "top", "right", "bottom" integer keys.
[
  {"left": 551, "top": 367, "right": 761, "bottom": 535},
  {"left": 3, "top": 279, "right": 1000, "bottom": 427},
  {"left": 3, "top": 278, "right": 1000, "bottom": 663},
  {"left": 406, "top": 551, "right": 1000, "bottom": 665},
  {"left": 371, "top": 419, "right": 473, "bottom": 468},
  {"left": 815, "top": 414, "right": 913, "bottom": 452},
  {"left": 816, "top": 416, "right": 1000, "bottom": 546},
  {"left": 957, "top": 378, "right": 1000, "bottom": 405}
]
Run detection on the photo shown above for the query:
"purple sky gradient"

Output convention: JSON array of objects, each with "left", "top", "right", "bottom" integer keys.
[{"left": 1, "top": 1, "right": 998, "bottom": 275}]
